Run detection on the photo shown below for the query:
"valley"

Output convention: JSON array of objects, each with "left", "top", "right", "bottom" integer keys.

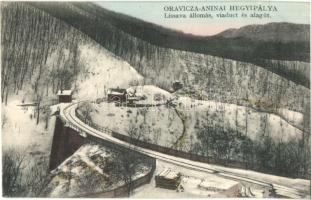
[{"left": 1, "top": 1, "right": 310, "bottom": 198}]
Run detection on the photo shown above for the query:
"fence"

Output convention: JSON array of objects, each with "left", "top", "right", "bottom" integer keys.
[
  {"left": 68, "top": 109, "right": 157, "bottom": 198},
  {"left": 75, "top": 109, "right": 112, "bottom": 134},
  {"left": 73, "top": 156, "right": 156, "bottom": 198},
  {"left": 111, "top": 131, "right": 247, "bottom": 169},
  {"left": 115, "top": 102, "right": 166, "bottom": 108},
  {"left": 75, "top": 108, "right": 247, "bottom": 170}
]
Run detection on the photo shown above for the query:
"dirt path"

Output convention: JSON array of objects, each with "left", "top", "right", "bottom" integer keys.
[{"left": 172, "top": 108, "right": 187, "bottom": 150}]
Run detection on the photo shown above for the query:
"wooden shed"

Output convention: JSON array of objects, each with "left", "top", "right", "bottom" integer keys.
[
  {"left": 107, "top": 88, "right": 127, "bottom": 102},
  {"left": 57, "top": 90, "right": 72, "bottom": 103},
  {"left": 155, "top": 169, "right": 181, "bottom": 190}
]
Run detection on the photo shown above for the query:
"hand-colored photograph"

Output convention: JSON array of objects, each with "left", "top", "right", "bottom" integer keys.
[{"left": 1, "top": 1, "right": 310, "bottom": 198}]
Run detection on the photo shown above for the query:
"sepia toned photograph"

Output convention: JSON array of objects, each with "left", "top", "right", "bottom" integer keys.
[{"left": 1, "top": 1, "right": 310, "bottom": 198}]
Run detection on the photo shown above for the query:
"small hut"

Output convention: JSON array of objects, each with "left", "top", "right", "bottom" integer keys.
[
  {"left": 173, "top": 81, "right": 183, "bottom": 91},
  {"left": 57, "top": 90, "right": 72, "bottom": 103},
  {"left": 155, "top": 169, "right": 181, "bottom": 190},
  {"left": 107, "top": 88, "right": 127, "bottom": 102}
]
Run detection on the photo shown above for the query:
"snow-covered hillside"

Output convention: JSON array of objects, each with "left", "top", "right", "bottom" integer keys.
[
  {"left": 83, "top": 85, "right": 308, "bottom": 178},
  {"left": 175, "top": 97, "right": 303, "bottom": 144},
  {"left": 127, "top": 85, "right": 173, "bottom": 105},
  {"left": 1, "top": 1, "right": 144, "bottom": 148},
  {"left": 89, "top": 102, "right": 183, "bottom": 147},
  {"left": 77, "top": 85, "right": 181, "bottom": 147},
  {"left": 42, "top": 143, "right": 152, "bottom": 197},
  {"left": 2, "top": 2, "right": 310, "bottom": 197},
  {"left": 2, "top": 94, "right": 57, "bottom": 196},
  {"left": 1, "top": 2, "right": 143, "bottom": 104},
  {"left": 75, "top": 44, "right": 143, "bottom": 100},
  {"left": 2, "top": 99, "right": 54, "bottom": 151},
  {"left": 86, "top": 91, "right": 303, "bottom": 150},
  {"left": 1, "top": 3, "right": 145, "bottom": 197},
  {"left": 28, "top": 2, "right": 309, "bottom": 113}
]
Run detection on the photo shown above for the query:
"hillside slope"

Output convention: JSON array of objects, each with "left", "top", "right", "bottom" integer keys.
[
  {"left": 29, "top": 2, "right": 310, "bottom": 88},
  {"left": 1, "top": 3, "right": 143, "bottom": 196},
  {"left": 217, "top": 22, "right": 310, "bottom": 42},
  {"left": 1, "top": 2, "right": 142, "bottom": 104},
  {"left": 1, "top": 1, "right": 143, "bottom": 151},
  {"left": 1, "top": 2, "right": 310, "bottom": 188},
  {"left": 26, "top": 2, "right": 310, "bottom": 113}
]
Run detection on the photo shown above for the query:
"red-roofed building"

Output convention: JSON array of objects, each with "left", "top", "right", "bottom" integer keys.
[{"left": 57, "top": 90, "right": 72, "bottom": 103}]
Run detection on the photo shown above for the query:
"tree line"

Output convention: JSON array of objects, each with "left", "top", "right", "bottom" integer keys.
[
  {"left": 1, "top": 2, "right": 86, "bottom": 106},
  {"left": 194, "top": 123, "right": 310, "bottom": 179},
  {"left": 28, "top": 2, "right": 310, "bottom": 113}
]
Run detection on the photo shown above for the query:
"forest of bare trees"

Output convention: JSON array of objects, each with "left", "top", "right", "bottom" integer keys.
[
  {"left": 1, "top": 2, "right": 85, "bottom": 106},
  {"left": 2, "top": 148, "right": 50, "bottom": 197},
  {"left": 26, "top": 2, "right": 310, "bottom": 114},
  {"left": 1, "top": 1, "right": 310, "bottom": 196},
  {"left": 1, "top": 3, "right": 89, "bottom": 197},
  {"left": 2, "top": 2, "right": 309, "bottom": 113},
  {"left": 194, "top": 118, "right": 310, "bottom": 179}
]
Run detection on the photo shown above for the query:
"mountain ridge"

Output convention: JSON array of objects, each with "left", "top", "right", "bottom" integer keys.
[
  {"left": 28, "top": 2, "right": 310, "bottom": 88},
  {"left": 216, "top": 22, "right": 310, "bottom": 42},
  {"left": 1, "top": 2, "right": 310, "bottom": 189}
]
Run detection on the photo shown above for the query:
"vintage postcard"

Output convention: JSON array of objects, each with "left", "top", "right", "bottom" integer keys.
[{"left": 1, "top": 0, "right": 310, "bottom": 198}]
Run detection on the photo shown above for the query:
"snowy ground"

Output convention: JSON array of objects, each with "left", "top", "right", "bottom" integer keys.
[
  {"left": 89, "top": 101, "right": 183, "bottom": 148},
  {"left": 2, "top": 41, "right": 143, "bottom": 162},
  {"left": 2, "top": 41, "right": 144, "bottom": 152},
  {"left": 3, "top": 36, "right": 308, "bottom": 197},
  {"left": 2, "top": 96, "right": 55, "bottom": 151},
  {"left": 42, "top": 143, "right": 152, "bottom": 197},
  {"left": 1, "top": 41, "right": 147, "bottom": 196},
  {"left": 87, "top": 86, "right": 303, "bottom": 153},
  {"left": 2, "top": 96, "right": 56, "bottom": 167},
  {"left": 80, "top": 85, "right": 309, "bottom": 198},
  {"left": 127, "top": 85, "right": 174, "bottom": 105},
  {"left": 152, "top": 153, "right": 310, "bottom": 196},
  {"left": 174, "top": 96, "right": 303, "bottom": 144},
  {"left": 1, "top": 94, "right": 57, "bottom": 196},
  {"left": 74, "top": 44, "right": 144, "bottom": 100},
  {"left": 131, "top": 160, "right": 268, "bottom": 198},
  {"left": 69, "top": 97, "right": 310, "bottom": 198}
]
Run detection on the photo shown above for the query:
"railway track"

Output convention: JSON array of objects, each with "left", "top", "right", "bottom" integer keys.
[{"left": 59, "top": 101, "right": 309, "bottom": 199}]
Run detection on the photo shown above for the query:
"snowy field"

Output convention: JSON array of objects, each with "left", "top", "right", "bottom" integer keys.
[{"left": 81, "top": 84, "right": 309, "bottom": 198}]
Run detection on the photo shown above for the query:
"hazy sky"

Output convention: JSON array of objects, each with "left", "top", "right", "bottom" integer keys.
[{"left": 96, "top": 1, "right": 310, "bottom": 36}]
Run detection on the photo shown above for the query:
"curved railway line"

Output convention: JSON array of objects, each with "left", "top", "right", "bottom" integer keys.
[{"left": 59, "top": 101, "right": 309, "bottom": 199}]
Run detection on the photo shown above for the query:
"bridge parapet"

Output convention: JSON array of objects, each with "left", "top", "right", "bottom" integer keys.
[
  {"left": 75, "top": 109, "right": 113, "bottom": 135},
  {"left": 56, "top": 103, "right": 309, "bottom": 199}
]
